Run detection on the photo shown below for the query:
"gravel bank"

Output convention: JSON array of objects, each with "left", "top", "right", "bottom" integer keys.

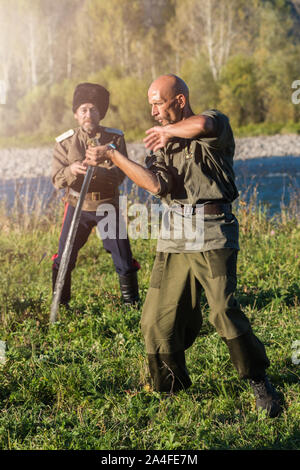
[{"left": 1, "top": 134, "right": 300, "bottom": 180}]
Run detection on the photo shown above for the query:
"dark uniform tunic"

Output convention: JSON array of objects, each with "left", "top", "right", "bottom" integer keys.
[
  {"left": 141, "top": 110, "right": 269, "bottom": 392},
  {"left": 52, "top": 125, "right": 138, "bottom": 304},
  {"left": 145, "top": 109, "right": 240, "bottom": 252}
]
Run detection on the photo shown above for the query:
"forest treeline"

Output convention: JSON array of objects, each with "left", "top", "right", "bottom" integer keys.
[{"left": 1, "top": 0, "right": 300, "bottom": 142}]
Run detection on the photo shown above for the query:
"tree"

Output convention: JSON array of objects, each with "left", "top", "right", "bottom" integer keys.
[
  {"left": 219, "top": 55, "right": 260, "bottom": 127},
  {"left": 77, "top": 0, "right": 145, "bottom": 76},
  {"left": 165, "top": 0, "right": 247, "bottom": 81},
  {"left": 251, "top": 0, "right": 300, "bottom": 123}
]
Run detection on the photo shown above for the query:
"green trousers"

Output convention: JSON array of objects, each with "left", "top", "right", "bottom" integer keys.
[{"left": 141, "top": 248, "right": 270, "bottom": 392}]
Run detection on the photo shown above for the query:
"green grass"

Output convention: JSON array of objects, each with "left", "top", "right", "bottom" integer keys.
[
  {"left": 0, "top": 202, "right": 299, "bottom": 451},
  {"left": 233, "top": 121, "right": 300, "bottom": 138},
  {"left": 0, "top": 134, "right": 57, "bottom": 149}
]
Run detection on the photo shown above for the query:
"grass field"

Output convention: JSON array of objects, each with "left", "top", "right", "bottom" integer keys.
[{"left": 0, "top": 197, "right": 299, "bottom": 451}]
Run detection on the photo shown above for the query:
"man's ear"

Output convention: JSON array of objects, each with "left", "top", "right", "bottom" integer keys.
[{"left": 177, "top": 94, "right": 186, "bottom": 109}]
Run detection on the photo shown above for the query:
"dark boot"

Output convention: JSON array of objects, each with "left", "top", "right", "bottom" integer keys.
[
  {"left": 52, "top": 267, "right": 71, "bottom": 307},
  {"left": 249, "top": 375, "right": 281, "bottom": 417},
  {"left": 147, "top": 351, "right": 192, "bottom": 393},
  {"left": 118, "top": 271, "right": 139, "bottom": 305},
  {"left": 223, "top": 331, "right": 270, "bottom": 379}
]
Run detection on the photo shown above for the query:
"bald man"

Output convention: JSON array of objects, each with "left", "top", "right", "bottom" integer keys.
[{"left": 85, "top": 74, "right": 281, "bottom": 417}]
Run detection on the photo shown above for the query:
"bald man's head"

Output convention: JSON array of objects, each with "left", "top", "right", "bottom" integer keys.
[
  {"left": 148, "top": 74, "right": 192, "bottom": 126},
  {"left": 149, "top": 74, "right": 189, "bottom": 100}
]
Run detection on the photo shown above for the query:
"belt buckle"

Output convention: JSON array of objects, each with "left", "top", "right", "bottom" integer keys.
[{"left": 91, "top": 192, "right": 100, "bottom": 201}]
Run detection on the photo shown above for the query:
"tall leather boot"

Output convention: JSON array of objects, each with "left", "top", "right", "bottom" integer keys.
[
  {"left": 118, "top": 271, "right": 139, "bottom": 305},
  {"left": 52, "top": 267, "right": 71, "bottom": 307}
]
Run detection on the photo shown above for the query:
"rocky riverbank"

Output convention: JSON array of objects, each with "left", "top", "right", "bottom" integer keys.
[{"left": 1, "top": 134, "right": 300, "bottom": 180}]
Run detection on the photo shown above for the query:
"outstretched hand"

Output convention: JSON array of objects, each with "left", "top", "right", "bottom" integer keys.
[{"left": 143, "top": 125, "right": 173, "bottom": 152}]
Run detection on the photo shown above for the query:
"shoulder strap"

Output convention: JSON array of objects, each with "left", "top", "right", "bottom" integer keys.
[{"left": 55, "top": 129, "right": 75, "bottom": 143}]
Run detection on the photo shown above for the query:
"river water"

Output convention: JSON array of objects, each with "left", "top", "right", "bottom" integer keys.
[{"left": 1, "top": 155, "right": 300, "bottom": 218}]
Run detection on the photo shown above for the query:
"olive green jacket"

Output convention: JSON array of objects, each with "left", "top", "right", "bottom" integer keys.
[
  {"left": 52, "top": 125, "right": 127, "bottom": 211},
  {"left": 145, "top": 109, "right": 240, "bottom": 252}
]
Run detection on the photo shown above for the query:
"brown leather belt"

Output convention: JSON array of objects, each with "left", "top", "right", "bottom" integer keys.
[
  {"left": 203, "top": 203, "right": 232, "bottom": 215},
  {"left": 69, "top": 188, "right": 114, "bottom": 201},
  {"left": 177, "top": 203, "right": 232, "bottom": 215}
]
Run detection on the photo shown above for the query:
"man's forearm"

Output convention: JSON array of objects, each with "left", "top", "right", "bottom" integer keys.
[
  {"left": 164, "top": 115, "right": 215, "bottom": 139},
  {"left": 108, "top": 150, "right": 160, "bottom": 194},
  {"left": 144, "top": 115, "right": 216, "bottom": 152},
  {"left": 52, "top": 160, "right": 77, "bottom": 189}
]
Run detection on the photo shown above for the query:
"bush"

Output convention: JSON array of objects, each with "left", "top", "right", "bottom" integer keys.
[
  {"left": 88, "top": 67, "right": 152, "bottom": 136},
  {"left": 180, "top": 57, "right": 219, "bottom": 113}
]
